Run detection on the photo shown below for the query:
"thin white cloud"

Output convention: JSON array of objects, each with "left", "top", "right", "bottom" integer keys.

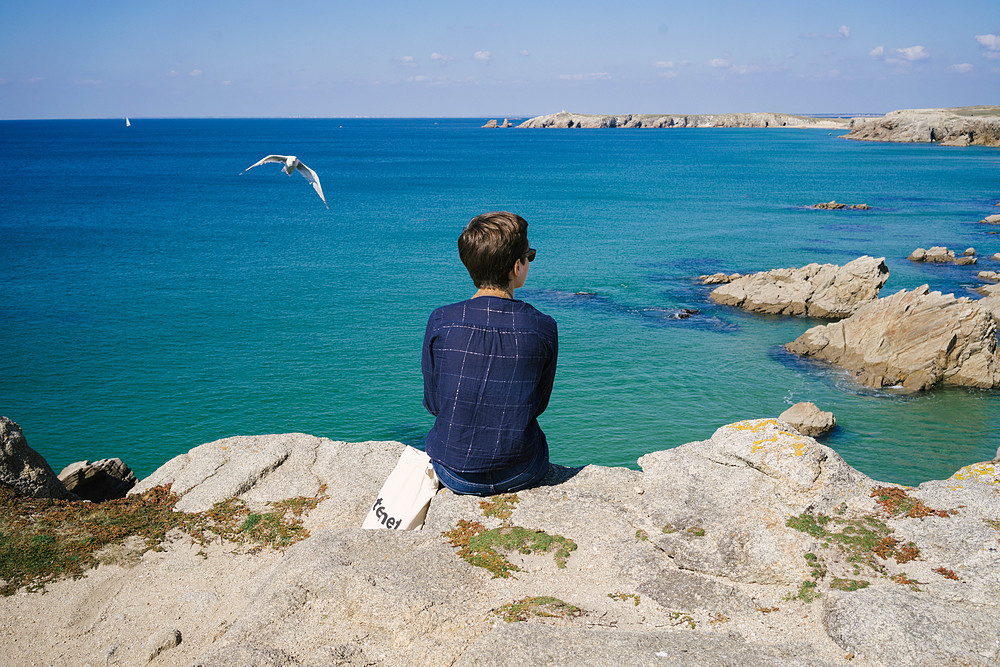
[
  {"left": 408, "top": 75, "right": 431, "bottom": 83},
  {"left": 653, "top": 60, "right": 675, "bottom": 69},
  {"left": 658, "top": 70, "right": 679, "bottom": 79},
  {"left": 729, "top": 62, "right": 787, "bottom": 75},
  {"left": 520, "top": 50, "right": 531, "bottom": 57},
  {"left": 189, "top": 69, "right": 203, "bottom": 77},
  {"left": 894, "top": 45, "right": 929, "bottom": 61},
  {"left": 557, "top": 72, "right": 610, "bottom": 81},
  {"left": 394, "top": 55, "right": 417, "bottom": 67},
  {"left": 948, "top": 63, "right": 974, "bottom": 73},
  {"left": 221, "top": 80, "right": 232, "bottom": 86},
  {"left": 977, "top": 34, "right": 1000, "bottom": 58},
  {"left": 976, "top": 34, "right": 1000, "bottom": 50},
  {"left": 474, "top": 51, "right": 491, "bottom": 62},
  {"left": 430, "top": 52, "right": 454, "bottom": 63},
  {"left": 869, "top": 46, "right": 884, "bottom": 58},
  {"left": 837, "top": 25, "right": 851, "bottom": 38},
  {"left": 708, "top": 58, "right": 730, "bottom": 68},
  {"left": 167, "top": 70, "right": 180, "bottom": 77}
]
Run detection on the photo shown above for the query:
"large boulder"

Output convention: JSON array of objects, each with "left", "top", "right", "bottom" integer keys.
[
  {"left": 709, "top": 256, "right": 889, "bottom": 318},
  {"left": 779, "top": 402, "right": 836, "bottom": 437},
  {"left": 786, "top": 285, "right": 1000, "bottom": 390},
  {"left": 58, "top": 458, "right": 137, "bottom": 502},
  {"left": 0, "top": 416, "right": 72, "bottom": 499}
]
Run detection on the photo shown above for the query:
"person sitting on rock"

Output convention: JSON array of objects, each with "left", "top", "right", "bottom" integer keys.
[{"left": 421, "top": 211, "right": 558, "bottom": 496}]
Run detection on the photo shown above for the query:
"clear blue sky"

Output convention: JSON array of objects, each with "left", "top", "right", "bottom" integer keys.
[{"left": 1, "top": 0, "right": 997, "bottom": 119}]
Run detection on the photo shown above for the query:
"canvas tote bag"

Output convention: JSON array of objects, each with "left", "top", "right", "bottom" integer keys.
[{"left": 362, "top": 446, "right": 439, "bottom": 530}]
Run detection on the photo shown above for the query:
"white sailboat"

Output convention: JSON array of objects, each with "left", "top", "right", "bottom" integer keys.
[{"left": 125, "top": 117, "right": 131, "bottom": 127}]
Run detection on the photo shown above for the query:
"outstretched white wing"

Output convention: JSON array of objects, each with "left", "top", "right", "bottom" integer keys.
[
  {"left": 240, "top": 155, "right": 288, "bottom": 175},
  {"left": 294, "top": 160, "right": 328, "bottom": 208}
]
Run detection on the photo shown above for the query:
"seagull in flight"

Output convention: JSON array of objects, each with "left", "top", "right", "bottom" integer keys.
[{"left": 241, "top": 155, "right": 328, "bottom": 208}]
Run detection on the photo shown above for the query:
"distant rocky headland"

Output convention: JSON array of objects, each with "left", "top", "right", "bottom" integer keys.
[
  {"left": 500, "top": 106, "right": 1000, "bottom": 147},
  {"left": 513, "top": 110, "right": 848, "bottom": 129},
  {"left": 844, "top": 106, "right": 1000, "bottom": 147}
]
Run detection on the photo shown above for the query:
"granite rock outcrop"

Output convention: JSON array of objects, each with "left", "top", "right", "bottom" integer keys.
[
  {"left": 845, "top": 106, "right": 1000, "bottom": 147},
  {"left": 786, "top": 285, "right": 1000, "bottom": 390},
  {"left": 3, "top": 420, "right": 1000, "bottom": 665},
  {"left": 0, "top": 416, "right": 72, "bottom": 499},
  {"left": 709, "top": 255, "right": 889, "bottom": 318},
  {"left": 908, "top": 246, "right": 977, "bottom": 265}
]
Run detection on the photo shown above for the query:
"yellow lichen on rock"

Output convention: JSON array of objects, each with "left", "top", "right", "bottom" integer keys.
[
  {"left": 948, "top": 462, "right": 999, "bottom": 486},
  {"left": 726, "top": 419, "right": 809, "bottom": 457}
]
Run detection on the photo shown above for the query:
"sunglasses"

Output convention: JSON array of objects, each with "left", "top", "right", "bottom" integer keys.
[{"left": 523, "top": 248, "right": 536, "bottom": 262}]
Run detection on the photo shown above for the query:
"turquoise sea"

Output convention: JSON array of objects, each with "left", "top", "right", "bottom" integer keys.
[{"left": 2, "top": 118, "right": 999, "bottom": 485}]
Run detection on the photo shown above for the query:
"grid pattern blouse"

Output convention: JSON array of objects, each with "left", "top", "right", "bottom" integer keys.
[{"left": 422, "top": 296, "right": 558, "bottom": 473}]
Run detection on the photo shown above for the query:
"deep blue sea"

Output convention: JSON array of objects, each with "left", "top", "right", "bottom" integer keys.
[{"left": 2, "top": 118, "right": 999, "bottom": 485}]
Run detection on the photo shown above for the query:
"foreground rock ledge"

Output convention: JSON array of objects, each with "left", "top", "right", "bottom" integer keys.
[
  {"left": 3, "top": 421, "right": 1000, "bottom": 666},
  {"left": 709, "top": 255, "right": 889, "bottom": 319},
  {"left": 786, "top": 285, "right": 1000, "bottom": 391}
]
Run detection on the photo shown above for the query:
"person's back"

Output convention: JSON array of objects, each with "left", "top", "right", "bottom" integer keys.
[{"left": 421, "top": 212, "right": 557, "bottom": 496}]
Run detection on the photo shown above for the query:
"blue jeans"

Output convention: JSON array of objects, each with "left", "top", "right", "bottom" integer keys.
[{"left": 432, "top": 445, "right": 550, "bottom": 496}]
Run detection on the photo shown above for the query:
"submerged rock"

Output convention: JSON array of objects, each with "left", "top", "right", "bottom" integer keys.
[
  {"left": 810, "top": 201, "right": 869, "bottom": 210},
  {"left": 779, "top": 402, "right": 836, "bottom": 437},
  {"left": 785, "top": 285, "right": 1000, "bottom": 390},
  {"left": 709, "top": 255, "right": 888, "bottom": 318}
]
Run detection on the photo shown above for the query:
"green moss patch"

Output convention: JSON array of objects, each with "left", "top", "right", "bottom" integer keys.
[
  {"left": 443, "top": 519, "right": 577, "bottom": 578},
  {"left": 0, "top": 483, "right": 326, "bottom": 596},
  {"left": 479, "top": 493, "right": 519, "bottom": 522},
  {"left": 492, "top": 596, "right": 582, "bottom": 623}
]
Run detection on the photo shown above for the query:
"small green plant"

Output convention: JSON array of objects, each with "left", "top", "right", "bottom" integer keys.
[
  {"left": 687, "top": 526, "right": 705, "bottom": 537},
  {"left": 608, "top": 591, "right": 640, "bottom": 606},
  {"left": 985, "top": 518, "right": 1000, "bottom": 531},
  {"left": 492, "top": 596, "right": 582, "bottom": 623},
  {"left": 891, "top": 572, "right": 922, "bottom": 591},
  {"left": 661, "top": 524, "right": 678, "bottom": 534},
  {"left": 804, "top": 552, "right": 827, "bottom": 580},
  {"left": 830, "top": 577, "right": 870, "bottom": 591},
  {"left": 667, "top": 611, "right": 696, "bottom": 629},
  {"left": 785, "top": 580, "right": 821, "bottom": 603},
  {"left": 635, "top": 529, "right": 649, "bottom": 541},
  {"left": 479, "top": 493, "right": 520, "bottom": 522}
]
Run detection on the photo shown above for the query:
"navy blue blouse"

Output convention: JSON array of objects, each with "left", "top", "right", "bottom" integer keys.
[{"left": 422, "top": 296, "right": 558, "bottom": 473}]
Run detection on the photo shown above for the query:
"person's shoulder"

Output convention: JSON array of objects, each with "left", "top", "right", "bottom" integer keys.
[
  {"left": 517, "top": 300, "right": 557, "bottom": 332},
  {"left": 428, "top": 298, "right": 476, "bottom": 323}
]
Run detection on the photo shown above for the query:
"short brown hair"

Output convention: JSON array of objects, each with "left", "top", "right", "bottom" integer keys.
[{"left": 457, "top": 211, "right": 529, "bottom": 289}]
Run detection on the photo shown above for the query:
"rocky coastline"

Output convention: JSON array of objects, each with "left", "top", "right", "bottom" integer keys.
[
  {"left": 2, "top": 416, "right": 1000, "bottom": 666},
  {"left": 516, "top": 110, "right": 848, "bottom": 130},
  {"left": 512, "top": 107, "right": 1000, "bottom": 148},
  {"left": 844, "top": 106, "right": 1000, "bottom": 147}
]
